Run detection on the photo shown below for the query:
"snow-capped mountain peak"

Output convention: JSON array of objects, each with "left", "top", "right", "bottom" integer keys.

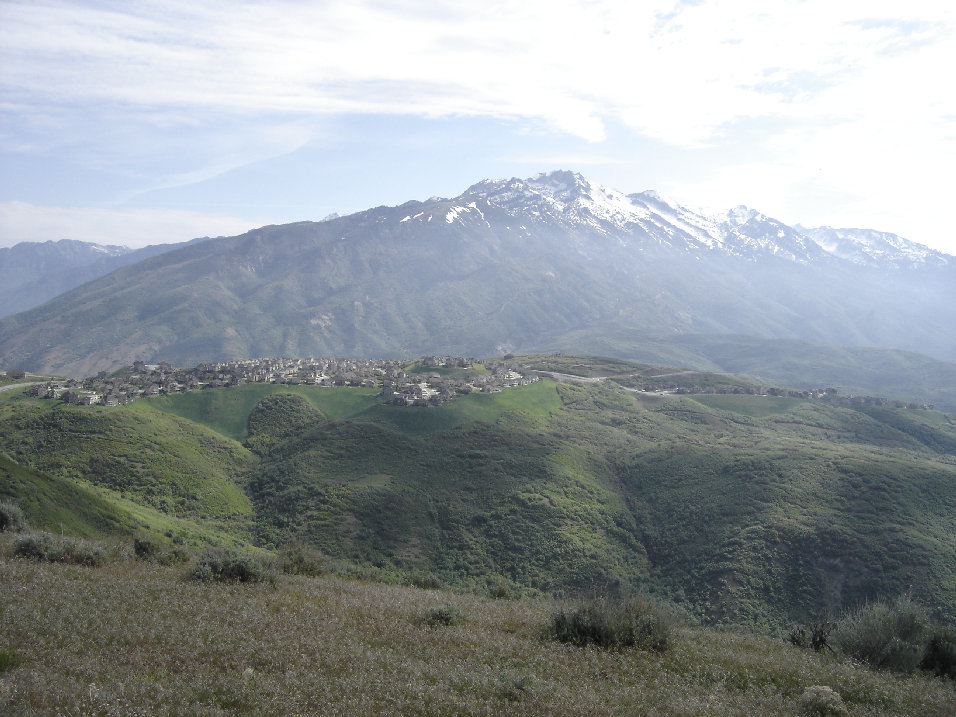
[
  {"left": 797, "top": 226, "right": 950, "bottom": 269},
  {"left": 456, "top": 171, "right": 951, "bottom": 269},
  {"left": 464, "top": 170, "right": 650, "bottom": 233}
]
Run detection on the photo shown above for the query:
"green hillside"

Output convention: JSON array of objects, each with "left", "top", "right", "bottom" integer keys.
[
  {"left": 2, "top": 359, "right": 955, "bottom": 630},
  {"left": 0, "top": 395, "right": 257, "bottom": 540},
  {"left": 0, "top": 453, "right": 139, "bottom": 538}
]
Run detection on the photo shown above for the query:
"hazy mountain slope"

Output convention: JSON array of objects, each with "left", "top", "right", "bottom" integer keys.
[
  {"left": 0, "top": 238, "right": 201, "bottom": 318},
  {"left": 798, "top": 225, "right": 952, "bottom": 269},
  {"left": 538, "top": 332, "right": 956, "bottom": 413},
  {"left": 1, "top": 171, "right": 953, "bottom": 376}
]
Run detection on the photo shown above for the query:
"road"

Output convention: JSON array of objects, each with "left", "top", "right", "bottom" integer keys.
[{"left": 0, "top": 382, "right": 40, "bottom": 394}]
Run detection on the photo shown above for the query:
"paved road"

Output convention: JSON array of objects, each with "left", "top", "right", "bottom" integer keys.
[{"left": 534, "top": 371, "right": 606, "bottom": 383}]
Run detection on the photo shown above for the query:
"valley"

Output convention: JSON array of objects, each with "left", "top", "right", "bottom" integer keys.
[
  {"left": 2, "top": 354, "right": 954, "bottom": 632},
  {"left": 2, "top": 171, "right": 955, "bottom": 713}
]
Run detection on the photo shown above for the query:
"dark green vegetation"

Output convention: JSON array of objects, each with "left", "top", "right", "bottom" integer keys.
[
  {"left": 1, "top": 549, "right": 954, "bottom": 715},
  {"left": 831, "top": 595, "right": 946, "bottom": 675},
  {"left": 550, "top": 595, "right": 675, "bottom": 652},
  {"left": 2, "top": 355, "right": 955, "bottom": 633}
]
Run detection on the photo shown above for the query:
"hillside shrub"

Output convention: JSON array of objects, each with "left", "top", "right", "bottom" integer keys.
[
  {"left": 486, "top": 575, "right": 518, "bottom": 600},
  {"left": 13, "top": 531, "right": 105, "bottom": 566},
  {"left": 408, "top": 571, "right": 444, "bottom": 589},
  {"left": 920, "top": 626, "right": 956, "bottom": 678},
  {"left": 134, "top": 537, "right": 189, "bottom": 565},
  {"left": 787, "top": 619, "right": 834, "bottom": 652},
  {"left": 279, "top": 541, "right": 332, "bottom": 577},
  {"left": 0, "top": 648, "right": 24, "bottom": 674},
  {"left": 832, "top": 595, "right": 931, "bottom": 673},
  {"left": 799, "top": 685, "right": 847, "bottom": 716},
  {"left": 420, "top": 602, "right": 464, "bottom": 627},
  {"left": 549, "top": 595, "right": 674, "bottom": 652},
  {"left": 0, "top": 500, "right": 28, "bottom": 532},
  {"left": 190, "top": 548, "right": 275, "bottom": 584}
]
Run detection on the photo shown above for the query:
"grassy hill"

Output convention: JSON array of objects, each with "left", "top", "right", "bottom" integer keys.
[
  {"left": 1, "top": 552, "right": 953, "bottom": 715},
  {"left": 0, "top": 391, "right": 258, "bottom": 547},
  {"left": 2, "top": 357, "right": 955, "bottom": 630}
]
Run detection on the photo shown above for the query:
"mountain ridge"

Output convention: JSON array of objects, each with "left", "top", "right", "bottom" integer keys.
[
  {"left": 0, "top": 236, "right": 210, "bottom": 318},
  {"left": 1, "top": 170, "right": 953, "bottom": 376}
]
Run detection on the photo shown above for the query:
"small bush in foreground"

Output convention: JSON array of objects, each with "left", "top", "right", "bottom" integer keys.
[
  {"left": 190, "top": 548, "right": 275, "bottom": 584},
  {"left": 832, "top": 595, "right": 930, "bottom": 673},
  {"left": 0, "top": 648, "right": 24, "bottom": 674},
  {"left": 408, "top": 571, "right": 444, "bottom": 589},
  {"left": 420, "top": 602, "right": 464, "bottom": 627},
  {"left": 550, "top": 595, "right": 674, "bottom": 652},
  {"left": 0, "top": 500, "right": 27, "bottom": 532},
  {"left": 921, "top": 626, "right": 956, "bottom": 678},
  {"left": 278, "top": 541, "right": 332, "bottom": 577},
  {"left": 787, "top": 619, "right": 834, "bottom": 652},
  {"left": 799, "top": 685, "right": 847, "bottom": 716},
  {"left": 134, "top": 537, "right": 189, "bottom": 565},
  {"left": 13, "top": 531, "right": 105, "bottom": 566}
]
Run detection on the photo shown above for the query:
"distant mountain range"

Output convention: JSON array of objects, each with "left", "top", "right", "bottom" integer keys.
[
  {"left": 0, "top": 237, "right": 205, "bottom": 318},
  {"left": 0, "top": 170, "right": 953, "bottom": 380}
]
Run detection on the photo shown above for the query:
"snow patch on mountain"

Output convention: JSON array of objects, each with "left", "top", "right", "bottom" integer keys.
[
  {"left": 797, "top": 226, "right": 950, "bottom": 268},
  {"left": 450, "top": 170, "right": 952, "bottom": 269},
  {"left": 464, "top": 170, "right": 650, "bottom": 235}
]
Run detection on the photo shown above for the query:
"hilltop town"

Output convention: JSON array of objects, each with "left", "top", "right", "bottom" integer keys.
[
  {"left": 25, "top": 356, "right": 538, "bottom": 407},
  {"left": 16, "top": 352, "right": 937, "bottom": 412}
]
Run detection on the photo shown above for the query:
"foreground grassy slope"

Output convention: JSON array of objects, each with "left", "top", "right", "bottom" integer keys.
[{"left": 1, "top": 555, "right": 953, "bottom": 716}]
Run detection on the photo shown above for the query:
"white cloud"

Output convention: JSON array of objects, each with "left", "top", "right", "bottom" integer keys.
[
  {"left": 3, "top": 1, "right": 950, "bottom": 142},
  {"left": 0, "top": 202, "right": 256, "bottom": 249},
  {"left": 1, "top": 0, "right": 955, "bottom": 251}
]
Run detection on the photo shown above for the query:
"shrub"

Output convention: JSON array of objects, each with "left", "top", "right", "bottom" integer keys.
[
  {"left": 0, "top": 500, "right": 27, "bottom": 532},
  {"left": 799, "top": 685, "right": 847, "bottom": 716},
  {"left": 134, "top": 537, "right": 190, "bottom": 565},
  {"left": 278, "top": 541, "right": 331, "bottom": 577},
  {"left": 13, "top": 532, "right": 105, "bottom": 566},
  {"left": 421, "top": 602, "right": 464, "bottom": 627},
  {"left": 408, "top": 571, "right": 443, "bottom": 589},
  {"left": 0, "top": 648, "right": 24, "bottom": 674},
  {"left": 787, "top": 619, "right": 834, "bottom": 652},
  {"left": 549, "top": 595, "right": 674, "bottom": 652},
  {"left": 921, "top": 626, "right": 956, "bottom": 679},
  {"left": 190, "top": 549, "right": 275, "bottom": 584},
  {"left": 134, "top": 537, "right": 159, "bottom": 559},
  {"left": 832, "top": 595, "right": 931, "bottom": 673},
  {"left": 486, "top": 576, "right": 517, "bottom": 600}
]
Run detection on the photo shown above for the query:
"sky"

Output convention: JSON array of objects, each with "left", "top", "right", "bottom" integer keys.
[{"left": 1, "top": 0, "right": 955, "bottom": 253}]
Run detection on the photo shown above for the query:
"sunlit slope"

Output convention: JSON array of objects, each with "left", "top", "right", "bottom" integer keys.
[
  {"left": 0, "top": 397, "right": 257, "bottom": 537},
  {"left": 0, "top": 453, "right": 139, "bottom": 538},
  {"left": 2, "top": 371, "right": 955, "bottom": 628}
]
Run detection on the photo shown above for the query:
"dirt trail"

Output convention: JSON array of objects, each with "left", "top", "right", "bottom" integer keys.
[{"left": 0, "top": 382, "right": 39, "bottom": 393}]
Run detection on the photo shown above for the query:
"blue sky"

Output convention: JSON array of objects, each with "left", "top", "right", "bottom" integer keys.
[{"left": 1, "top": 1, "right": 955, "bottom": 253}]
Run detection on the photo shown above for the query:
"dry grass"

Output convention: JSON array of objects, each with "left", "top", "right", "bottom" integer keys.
[{"left": 1, "top": 551, "right": 954, "bottom": 716}]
